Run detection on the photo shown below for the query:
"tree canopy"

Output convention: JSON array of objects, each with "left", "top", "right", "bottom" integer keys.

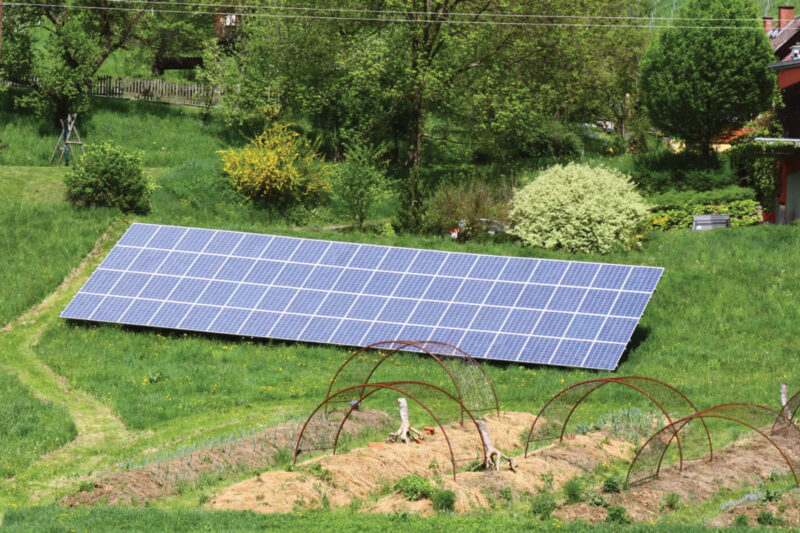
[{"left": 640, "top": 0, "right": 775, "bottom": 155}]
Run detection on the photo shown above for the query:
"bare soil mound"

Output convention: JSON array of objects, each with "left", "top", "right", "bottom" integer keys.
[
  {"left": 554, "top": 428, "right": 800, "bottom": 524},
  {"left": 61, "top": 410, "right": 391, "bottom": 507},
  {"left": 208, "top": 411, "right": 634, "bottom": 515}
]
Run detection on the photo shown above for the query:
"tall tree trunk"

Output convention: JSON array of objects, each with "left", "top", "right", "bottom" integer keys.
[{"left": 405, "top": 11, "right": 423, "bottom": 168}]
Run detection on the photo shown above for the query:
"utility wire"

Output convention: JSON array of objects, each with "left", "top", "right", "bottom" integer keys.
[
  {"left": 4, "top": 2, "right": 769, "bottom": 30},
  {"left": 94, "top": 0, "right": 782, "bottom": 23}
]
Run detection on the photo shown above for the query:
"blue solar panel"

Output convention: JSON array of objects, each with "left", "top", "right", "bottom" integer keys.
[{"left": 61, "top": 223, "right": 664, "bottom": 370}]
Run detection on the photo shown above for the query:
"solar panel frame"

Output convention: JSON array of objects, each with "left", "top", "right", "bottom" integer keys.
[{"left": 61, "top": 223, "right": 664, "bottom": 370}]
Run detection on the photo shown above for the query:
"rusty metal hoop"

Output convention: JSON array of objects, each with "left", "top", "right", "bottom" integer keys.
[
  {"left": 293, "top": 381, "right": 488, "bottom": 480},
  {"left": 774, "top": 388, "right": 800, "bottom": 432},
  {"left": 523, "top": 376, "right": 713, "bottom": 473},
  {"left": 626, "top": 403, "right": 800, "bottom": 488},
  {"left": 325, "top": 340, "right": 500, "bottom": 418}
]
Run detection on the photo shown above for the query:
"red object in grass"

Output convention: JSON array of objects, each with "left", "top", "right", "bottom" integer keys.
[
  {"left": 423, "top": 426, "right": 435, "bottom": 435},
  {"left": 368, "top": 442, "right": 385, "bottom": 450}
]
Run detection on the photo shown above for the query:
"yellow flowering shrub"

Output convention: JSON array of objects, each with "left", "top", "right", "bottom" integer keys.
[{"left": 218, "top": 123, "right": 332, "bottom": 203}]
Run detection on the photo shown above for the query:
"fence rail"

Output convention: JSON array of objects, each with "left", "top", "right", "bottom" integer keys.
[
  {"left": 91, "top": 76, "right": 220, "bottom": 106},
  {"left": 6, "top": 76, "right": 221, "bottom": 107}
]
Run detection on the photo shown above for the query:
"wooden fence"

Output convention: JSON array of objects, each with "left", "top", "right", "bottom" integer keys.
[
  {"left": 5, "top": 76, "right": 222, "bottom": 107},
  {"left": 91, "top": 76, "right": 220, "bottom": 107}
]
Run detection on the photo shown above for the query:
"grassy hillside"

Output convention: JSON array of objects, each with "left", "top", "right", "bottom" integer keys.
[
  {"left": 0, "top": 373, "right": 77, "bottom": 479},
  {"left": 0, "top": 93, "right": 237, "bottom": 167},
  {"left": 0, "top": 176, "right": 117, "bottom": 326}
]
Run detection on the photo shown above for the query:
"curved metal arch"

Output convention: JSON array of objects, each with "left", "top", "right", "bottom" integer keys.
[
  {"left": 325, "top": 340, "right": 500, "bottom": 417},
  {"left": 294, "top": 380, "right": 488, "bottom": 480},
  {"left": 627, "top": 403, "right": 800, "bottom": 488},
  {"left": 523, "top": 377, "right": 713, "bottom": 472},
  {"left": 774, "top": 388, "right": 800, "bottom": 432}
]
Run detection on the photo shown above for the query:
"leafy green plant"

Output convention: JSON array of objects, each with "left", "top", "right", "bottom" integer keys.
[
  {"left": 756, "top": 510, "right": 784, "bottom": 526},
  {"left": 589, "top": 493, "right": 609, "bottom": 508},
  {"left": 663, "top": 491, "right": 681, "bottom": 510},
  {"left": 332, "top": 140, "right": 391, "bottom": 229},
  {"left": 394, "top": 475, "right": 434, "bottom": 501},
  {"left": 601, "top": 477, "right": 621, "bottom": 494},
  {"left": 563, "top": 478, "right": 584, "bottom": 504},
  {"left": 425, "top": 179, "right": 512, "bottom": 241},
  {"left": 733, "top": 514, "right": 749, "bottom": 527},
  {"left": 509, "top": 163, "right": 650, "bottom": 254},
  {"left": 431, "top": 489, "right": 456, "bottom": 513},
  {"left": 606, "top": 506, "right": 632, "bottom": 524},
  {"left": 64, "top": 142, "right": 154, "bottom": 213},
  {"left": 218, "top": 122, "right": 332, "bottom": 205},
  {"left": 528, "top": 491, "right": 558, "bottom": 520}
]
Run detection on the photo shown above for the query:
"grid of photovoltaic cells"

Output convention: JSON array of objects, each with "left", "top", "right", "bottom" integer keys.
[{"left": 60, "top": 223, "right": 663, "bottom": 370}]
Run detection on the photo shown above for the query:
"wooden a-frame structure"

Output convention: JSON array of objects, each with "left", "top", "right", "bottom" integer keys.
[{"left": 50, "top": 113, "right": 85, "bottom": 165}]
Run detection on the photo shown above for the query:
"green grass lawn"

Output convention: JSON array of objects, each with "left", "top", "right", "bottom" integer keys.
[
  {"left": 34, "top": 224, "right": 800, "bottom": 437},
  {"left": 0, "top": 93, "right": 237, "bottom": 167},
  {"left": 0, "top": 373, "right": 77, "bottom": 479},
  {"left": 2, "top": 125, "right": 799, "bottom": 530},
  {"left": 0, "top": 506, "right": 717, "bottom": 532},
  {"left": 0, "top": 195, "right": 117, "bottom": 327}
]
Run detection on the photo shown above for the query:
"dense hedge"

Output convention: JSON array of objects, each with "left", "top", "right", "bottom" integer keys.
[{"left": 650, "top": 200, "right": 761, "bottom": 230}]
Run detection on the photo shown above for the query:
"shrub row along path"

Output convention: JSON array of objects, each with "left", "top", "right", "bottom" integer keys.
[{"left": 0, "top": 223, "right": 132, "bottom": 505}]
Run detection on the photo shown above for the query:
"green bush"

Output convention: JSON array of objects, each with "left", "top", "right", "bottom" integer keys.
[
  {"left": 431, "top": 489, "right": 456, "bottom": 513},
  {"left": 425, "top": 179, "right": 511, "bottom": 241},
  {"left": 663, "top": 491, "right": 680, "bottom": 510},
  {"left": 394, "top": 475, "right": 434, "bottom": 501},
  {"left": 650, "top": 200, "right": 761, "bottom": 231},
  {"left": 756, "top": 510, "right": 784, "bottom": 526},
  {"left": 563, "top": 478, "right": 584, "bottom": 504},
  {"left": 529, "top": 491, "right": 558, "bottom": 520},
  {"left": 733, "top": 514, "right": 749, "bottom": 527},
  {"left": 601, "top": 477, "right": 622, "bottom": 494},
  {"left": 647, "top": 185, "right": 755, "bottom": 210},
  {"left": 332, "top": 141, "right": 391, "bottom": 229},
  {"left": 606, "top": 506, "right": 631, "bottom": 524},
  {"left": 509, "top": 163, "right": 650, "bottom": 254},
  {"left": 64, "top": 142, "right": 153, "bottom": 213},
  {"left": 631, "top": 149, "right": 735, "bottom": 193}
]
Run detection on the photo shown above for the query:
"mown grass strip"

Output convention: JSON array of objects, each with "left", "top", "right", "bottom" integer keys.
[
  {"left": 0, "top": 505, "right": 720, "bottom": 532},
  {"left": 0, "top": 373, "right": 76, "bottom": 479}
]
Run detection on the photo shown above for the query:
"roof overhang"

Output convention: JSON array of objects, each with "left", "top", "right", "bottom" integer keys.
[{"left": 768, "top": 59, "right": 800, "bottom": 89}]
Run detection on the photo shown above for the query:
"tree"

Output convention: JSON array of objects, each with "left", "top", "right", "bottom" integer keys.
[
  {"left": 332, "top": 140, "right": 390, "bottom": 229},
  {"left": 1, "top": 0, "right": 145, "bottom": 120},
  {"left": 640, "top": 0, "right": 775, "bottom": 156}
]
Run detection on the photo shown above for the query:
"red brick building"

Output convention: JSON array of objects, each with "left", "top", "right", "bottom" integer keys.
[{"left": 761, "top": 6, "right": 800, "bottom": 224}]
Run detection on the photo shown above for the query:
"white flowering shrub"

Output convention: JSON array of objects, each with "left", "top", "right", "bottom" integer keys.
[{"left": 509, "top": 163, "right": 650, "bottom": 254}]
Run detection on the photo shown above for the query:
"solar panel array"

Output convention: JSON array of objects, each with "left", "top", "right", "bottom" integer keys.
[{"left": 61, "top": 223, "right": 663, "bottom": 370}]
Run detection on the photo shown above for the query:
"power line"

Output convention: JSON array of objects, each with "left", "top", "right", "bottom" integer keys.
[
  {"left": 97, "top": 0, "right": 779, "bottom": 24},
  {"left": 3, "top": 2, "right": 770, "bottom": 30}
]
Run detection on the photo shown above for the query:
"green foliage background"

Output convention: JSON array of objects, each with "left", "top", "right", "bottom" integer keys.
[{"left": 640, "top": 0, "right": 775, "bottom": 155}]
